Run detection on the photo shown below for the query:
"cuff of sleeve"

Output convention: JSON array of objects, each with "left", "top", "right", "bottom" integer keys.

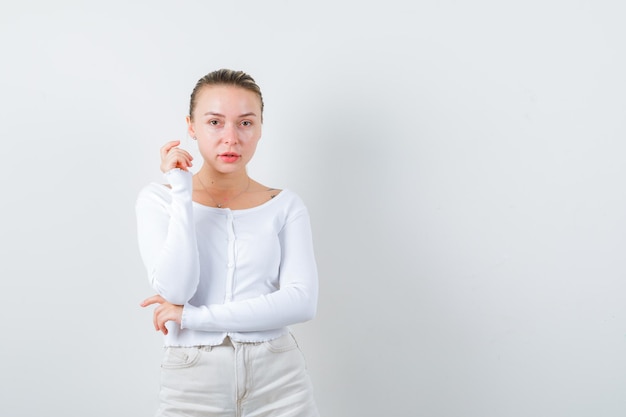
[
  {"left": 163, "top": 168, "right": 193, "bottom": 193},
  {"left": 181, "top": 304, "right": 205, "bottom": 330}
]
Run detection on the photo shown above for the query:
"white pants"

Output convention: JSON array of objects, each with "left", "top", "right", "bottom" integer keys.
[{"left": 155, "top": 332, "right": 319, "bottom": 417}]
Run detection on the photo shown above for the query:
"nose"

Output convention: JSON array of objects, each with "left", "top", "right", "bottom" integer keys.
[{"left": 223, "top": 123, "right": 239, "bottom": 145}]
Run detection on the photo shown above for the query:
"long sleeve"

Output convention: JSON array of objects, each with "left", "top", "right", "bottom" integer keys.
[
  {"left": 181, "top": 206, "right": 318, "bottom": 332},
  {"left": 135, "top": 169, "right": 200, "bottom": 305}
]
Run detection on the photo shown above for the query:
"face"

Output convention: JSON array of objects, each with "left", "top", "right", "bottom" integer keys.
[{"left": 187, "top": 85, "right": 262, "bottom": 175}]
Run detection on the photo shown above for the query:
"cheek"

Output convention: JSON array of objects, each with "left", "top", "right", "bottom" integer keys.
[
  {"left": 241, "top": 139, "right": 260, "bottom": 159},
  {"left": 196, "top": 140, "right": 216, "bottom": 156}
]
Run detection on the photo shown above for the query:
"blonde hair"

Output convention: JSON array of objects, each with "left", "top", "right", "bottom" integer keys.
[{"left": 189, "top": 69, "right": 264, "bottom": 121}]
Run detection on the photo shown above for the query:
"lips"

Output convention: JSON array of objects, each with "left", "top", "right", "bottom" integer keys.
[{"left": 219, "top": 152, "right": 241, "bottom": 163}]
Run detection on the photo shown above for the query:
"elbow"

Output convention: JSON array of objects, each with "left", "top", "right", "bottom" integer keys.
[
  {"left": 295, "top": 287, "right": 318, "bottom": 323},
  {"left": 303, "top": 292, "right": 318, "bottom": 321},
  {"left": 162, "top": 291, "right": 193, "bottom": 306},
  {"left": 152, "top": 283, "right": 194, "bottom": 305},
  {"left": 301, "top": 303, "right": 317, "bottom": 322},
  {"left": 149, "top": 273, "right": 199, "bottom": 305}
]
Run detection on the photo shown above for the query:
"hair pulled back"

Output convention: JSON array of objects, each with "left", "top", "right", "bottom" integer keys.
[{"left": 189, "top": 69, "right": 264, "bottom": 121}]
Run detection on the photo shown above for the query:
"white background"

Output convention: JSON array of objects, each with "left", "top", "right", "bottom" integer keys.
[{"left": 1, "top": 1, "right": 626, "bottom": 416}]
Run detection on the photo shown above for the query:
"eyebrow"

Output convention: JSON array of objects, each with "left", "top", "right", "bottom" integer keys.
[{"left": 203, "top": 111, "right": 258, "bottom": 118}]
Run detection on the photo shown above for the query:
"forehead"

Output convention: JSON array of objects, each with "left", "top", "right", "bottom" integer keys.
[{"left": 194, "top": 85, "right": 261, "bottom": 112}]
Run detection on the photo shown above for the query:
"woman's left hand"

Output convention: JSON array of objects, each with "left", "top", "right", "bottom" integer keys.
[{"left": 141, "top": 295, "right": 183, "bottom": 335}]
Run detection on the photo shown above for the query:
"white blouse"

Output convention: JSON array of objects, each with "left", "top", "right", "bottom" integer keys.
[{"left": 135, "top": 169, "right": 318, "bottom": 346}]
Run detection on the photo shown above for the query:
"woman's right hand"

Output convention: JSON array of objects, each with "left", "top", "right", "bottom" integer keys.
[
  {"left": 140, "top": 294, "right": 183, "bottom": 335},
  {"left": 160, "top": 140, "right": 193, "bottom": 173}
]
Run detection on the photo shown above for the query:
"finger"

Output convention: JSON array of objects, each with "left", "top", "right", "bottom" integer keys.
[
  {"left": 160, "top": 140, "right": 181, "bottom": 160},
  {"left": 153, "top": 307, "right": 160, "bottom": 331},
  {"left": 170, "top": 153, "right": 193, "bottom": 170},
  {"left": 161, "top": 140, "right": 181, "bottom": 152},
  {"left": 170, "top": 148, "right": 192, "bottom": 159},
  {"left": 141, "top": 295, "right": 164, "bottom": 307},
  {"left": 155, "top": 308, "right": 169, "bottom": 335},
  {"left": 166, "top": 149, "right": 193, "bottom": 164},
  {"left": 162, "top": 150, "right": 193, "bottom": 172}
]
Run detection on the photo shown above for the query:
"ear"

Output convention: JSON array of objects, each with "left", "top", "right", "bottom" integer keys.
[{"left": 186, "top": 115, "right": 195, "bottom": 139}]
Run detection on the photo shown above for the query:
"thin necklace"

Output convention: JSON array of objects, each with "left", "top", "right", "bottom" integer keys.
[{"left": 196, "top": 175, "right": 251, "bottom": 208}]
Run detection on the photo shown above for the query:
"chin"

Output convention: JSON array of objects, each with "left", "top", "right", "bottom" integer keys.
[{"left": 218, "top": 165, "right": 245, "bottom": 174}]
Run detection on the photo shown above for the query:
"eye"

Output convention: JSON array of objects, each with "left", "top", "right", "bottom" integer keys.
[
  {"left": 208, "top": 119, "right": 219, "bottom": 126},
  {"left": 241, "top": 120, "right": 252, "bottom": 127}
]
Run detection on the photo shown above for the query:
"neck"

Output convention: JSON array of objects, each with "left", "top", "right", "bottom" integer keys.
[{"left": 197, "top": 165, "right": 249, "bottom": 191}]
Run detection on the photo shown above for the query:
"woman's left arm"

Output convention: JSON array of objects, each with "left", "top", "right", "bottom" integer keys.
[{"left": 181, "top": 208, "right": 319, "bottom": 332}]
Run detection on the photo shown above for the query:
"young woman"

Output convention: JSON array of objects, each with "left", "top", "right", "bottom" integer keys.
[{"left": 136, "top": 69, "right": 320, "bottom": 416}]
